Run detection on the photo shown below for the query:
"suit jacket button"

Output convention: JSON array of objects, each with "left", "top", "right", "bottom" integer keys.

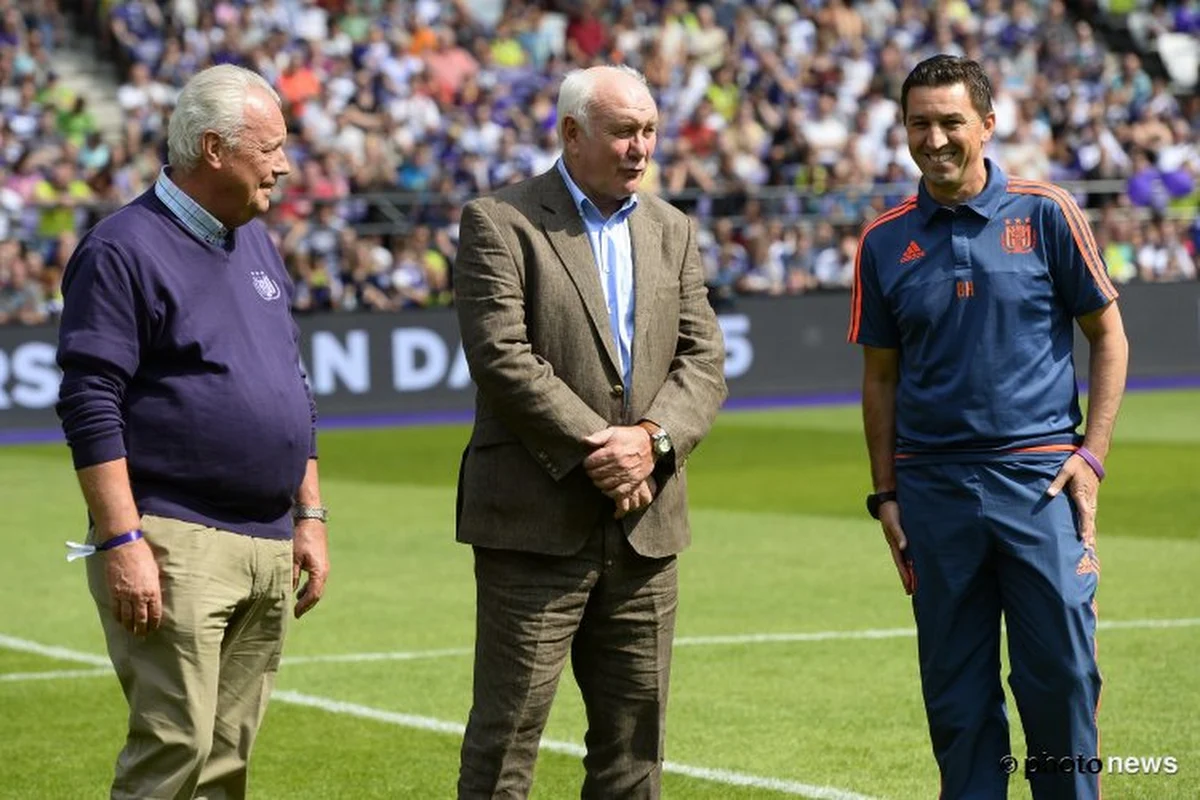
[{"left": 610, "top": 384, "right": 624, "bottom": 398}]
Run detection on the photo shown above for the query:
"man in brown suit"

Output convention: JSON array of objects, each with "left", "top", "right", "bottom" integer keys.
[{"left": 453, "top": 65, "right": 727, "bottom": 799}]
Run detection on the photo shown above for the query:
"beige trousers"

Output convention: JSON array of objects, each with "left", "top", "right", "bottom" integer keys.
[{"left": 88, "top": 514, "right": 292, "bottom": 800}]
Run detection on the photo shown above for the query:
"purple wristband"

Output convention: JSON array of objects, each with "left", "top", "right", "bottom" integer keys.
[
  {"left": 96, "top": 529, "right": 144, "bottom": 552},
  {"left": 1075, "top": 446, "right": 1105, "bottom": 481}
]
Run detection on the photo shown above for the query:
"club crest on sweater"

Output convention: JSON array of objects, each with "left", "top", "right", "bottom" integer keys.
[{"left": 250, "top": 270, "right": 281, "bottom": 301}]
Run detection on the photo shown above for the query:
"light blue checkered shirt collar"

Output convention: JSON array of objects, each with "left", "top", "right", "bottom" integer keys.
[
  {"left": 555, "top": 159, "right": 638, "bottom": 222},
  {"left": 154, "top": 167, "right": 230, "bottom": 246}
]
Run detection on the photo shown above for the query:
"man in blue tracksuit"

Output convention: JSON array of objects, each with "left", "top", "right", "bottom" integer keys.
[{"left": 849, "top": 56, "right": 1128, "bottom": 799}]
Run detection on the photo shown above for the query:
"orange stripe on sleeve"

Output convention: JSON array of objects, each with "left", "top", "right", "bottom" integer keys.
[
  {"left": 1034, "top": 180, "right": 1119, "bottom": 300},
  {"left": 1009, "top": 180, "right": 1111, "bottom": 295},
  {"left": 1008, "top": 180, "right": 1118, "bottom": 301},
  {"left": 847, "top": 247, "right": 860, "bottom": 342},
  {"left": 848, "top": 198, "right": 917, "bottom": 343}
]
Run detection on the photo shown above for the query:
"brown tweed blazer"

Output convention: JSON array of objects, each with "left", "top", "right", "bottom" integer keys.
[{"left": 453, "top": 168, "right": 727, "bottom": 558}]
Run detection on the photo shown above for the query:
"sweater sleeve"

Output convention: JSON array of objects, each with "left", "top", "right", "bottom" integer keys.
[
  {"left": 55, "top": 238, "right": 146, "bottom": 470},
  {"left": 276, "top": 238, "right": 319, "bottom": 459}
]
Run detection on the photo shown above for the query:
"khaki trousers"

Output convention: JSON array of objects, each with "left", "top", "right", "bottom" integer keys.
[{"left": 88, "top": 514, "right": 292, "bottom": 800}]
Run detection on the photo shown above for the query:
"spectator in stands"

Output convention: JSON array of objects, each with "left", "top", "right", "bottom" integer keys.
[
  {"left": 564, "top": 0, "right": 609, "bottom": 64},
  {"left": 32, "top": 161, "right": 92, "bottom": 256},
  {"left": 1097, "top": 211, "right": 1139, "bottom": 283},
  {"left": 277, "top": 49, "right": 321, "bottom": 121},
  {"left": 0, "top": 243, "right": 45, "bottom": 324},
  {"left": 423, "top": 27, "right": 479, "bottom": 105},
  {"left": 688, "top": 4, "right": 728, "bottom": 70},
  {"left": 0, "top": 248, "right": 47, "bottom": 324},
  {"left": 1161, "top": 218, "right": 1198, "bottom": 280}
]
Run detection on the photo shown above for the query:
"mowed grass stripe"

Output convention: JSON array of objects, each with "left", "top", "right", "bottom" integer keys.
[
  {"left": 4, "top": 472, "right": 1197, "bottom": 652},
  {"left": 4, "top": 390, "right": 1199, "bottom": 535},
  {"left": 0, "top": 676, "right": 868, "bottom": 800},
  {"left": 0, "top": 635, "right": 878, "bottom": 800},
  {"left": 7, "top": 617, "right": 1199, "bottom": 678},
  {"left": 7, "top": 624, "right": 1196, "bottom": 800},
  {"left": 712, "top": 389, "right": 1200, "bottom": 440},
  {"left": 274, "top": 690, "right": 879, "bottom": 800}
]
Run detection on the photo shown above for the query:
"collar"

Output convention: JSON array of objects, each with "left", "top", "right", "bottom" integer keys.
[
  {"left": 154, "top": 167, "right": 230, "bottom": 246},
  {"left": 914, "top": 158, "right": 1008, "bottom": 226},
  {"left": 555, "top": 158, "right": 638, "bottom": 223}
]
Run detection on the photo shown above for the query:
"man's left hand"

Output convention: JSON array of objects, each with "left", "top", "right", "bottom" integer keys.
[
  {"left": 292, "top": 519, "right": 329, "bottom": 618},
  {"left": 614, "top": 476, "right": 657, "bottom": 519},
  {"left": 1047, "top": 454, "right": 1101, "bottom": 548},
  {"left": 582, "top": 426, "right": 655, "bottom": 499}
]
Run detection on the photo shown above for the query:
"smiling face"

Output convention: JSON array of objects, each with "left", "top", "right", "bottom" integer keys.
[
  {"left": 200, "top": 87, "right": 290, "bottom": 228},
  {"left": 224, "top": 89, "right": 290, "bottom": 225},
  {"left": 904, "top": 81, "right": 994, "bottom": 205},
  {"left": 562, "top": 71, "right": 658, "bottom": 217}
]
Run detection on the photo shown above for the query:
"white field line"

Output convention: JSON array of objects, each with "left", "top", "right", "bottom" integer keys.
[
  {"left": 0, "top": 634, "right": 110, "bottom": 667},
  {"left": 0, "top": 667, "right": 110, "bottom": 682},
  {"left": 282, "top": 646, "right": 472, "bottom": 666},
  {"left": 1095, "top": 617, "right": 1200, "bottom": 630},
  {"left": 0, "top": 635, "right": 879, "bottom": 800},
  {"left": 271, "top": 690, "right": 879, "bottom": 800},
  {"left": 676, "top": 628, "right": 916, "bottom": 646},
  {"left": 7, "top": 620, "right": 1200, "bottom": 799},
  {"left": 279, "top": 617, "right": 1200, "bottom": 666},
  {"left": 4, "top": 619, "right": 1198, "bottom": 674}
]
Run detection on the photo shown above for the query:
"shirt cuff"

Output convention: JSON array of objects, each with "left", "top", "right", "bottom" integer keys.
[{"left": 70, "top": 433, "right": 128, "bottom": 470}]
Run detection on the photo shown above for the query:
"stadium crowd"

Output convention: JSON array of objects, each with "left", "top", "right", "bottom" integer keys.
[{"left": 0, "top": 0, "right": 1197, "bottom": 324}]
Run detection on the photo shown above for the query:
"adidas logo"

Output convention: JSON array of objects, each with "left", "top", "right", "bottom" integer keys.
[{"left": 900, "top": 240, "right": 926, "bottom": 264}]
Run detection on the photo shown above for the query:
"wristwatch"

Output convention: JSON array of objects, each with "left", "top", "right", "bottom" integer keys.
[
  {"left": 866, "top": 491, "right": 897, "bottom": 520},
  {"left": 293, "top": 504, "right": 329, "bottom": 523},
  {"left": 649, "top": 427, "right": 673, "bottom": 461}
]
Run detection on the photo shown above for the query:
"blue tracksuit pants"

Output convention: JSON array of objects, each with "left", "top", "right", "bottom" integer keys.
[{"left": 898, "top": 456, "right": 1101, "bottom": 800}]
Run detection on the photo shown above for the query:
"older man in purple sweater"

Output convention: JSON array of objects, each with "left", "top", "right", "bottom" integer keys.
[{"left": 55, "top": 65, "right": 329, "bottom": 799}]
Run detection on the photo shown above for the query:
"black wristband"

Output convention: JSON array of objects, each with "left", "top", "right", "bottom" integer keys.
[{"left": 866, "top": 491, "right": 898, "bottom": 520}]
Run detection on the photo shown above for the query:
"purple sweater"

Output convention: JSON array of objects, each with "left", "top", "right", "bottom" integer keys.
[{"left": 56, "top": 190, "right": 316, "bottom": 540}]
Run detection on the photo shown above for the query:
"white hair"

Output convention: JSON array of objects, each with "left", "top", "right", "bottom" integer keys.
[
  {"left": 167, "top": 65, "right": 280, "bottom": 170},
  {"left": 556, "top": 65, "right": 649, "bottom": 139}
]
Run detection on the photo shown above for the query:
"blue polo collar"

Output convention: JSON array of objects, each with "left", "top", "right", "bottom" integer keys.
[{"left": 915, "top": 158, "right": 1008, "bottom": 225}]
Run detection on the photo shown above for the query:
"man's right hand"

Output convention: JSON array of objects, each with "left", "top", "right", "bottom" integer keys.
[
  {"left": 104, "top": 537, "right": 163, "bottom": 636},
  {"left": 879, "top": 502, "right": 915, "bottom": 596},
  {"left": 582, "top": 426, "right": 655, "bottom": 499}
]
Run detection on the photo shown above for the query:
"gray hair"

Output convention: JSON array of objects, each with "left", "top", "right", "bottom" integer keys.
[
  {"left": 167, "top": 65, "right": 280, "bottom": 170},
  {"left": 556, "top": 65, "right": 648, "bottom": 139}
]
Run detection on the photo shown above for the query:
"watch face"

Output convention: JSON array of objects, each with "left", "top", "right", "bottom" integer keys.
[{"left": 654, "top": 435, "right": 671, "bottom": 455}]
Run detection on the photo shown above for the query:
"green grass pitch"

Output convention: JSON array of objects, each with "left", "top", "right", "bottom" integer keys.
[{"left": 1, "top": 390, "right": 1197, "bottom": 799}]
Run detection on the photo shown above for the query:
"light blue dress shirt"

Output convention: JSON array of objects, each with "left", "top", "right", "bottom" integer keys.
[
  {"left": 154, "top": 167, "right": 230, "bottom": 246},
  {"left": 555, "top": 159, "right": 637, "bottom": 391}
]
